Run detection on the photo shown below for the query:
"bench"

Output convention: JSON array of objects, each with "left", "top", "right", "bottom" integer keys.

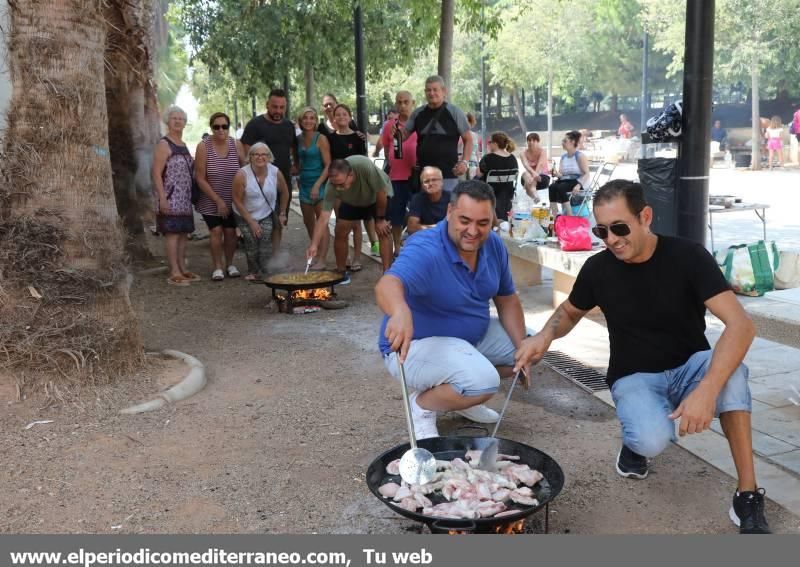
[
  {"left": 739, "top": 289, "right": 800, "bottom": 350},
  {"left": 502, "top": 235, "right": 603, "bottom": 307}
]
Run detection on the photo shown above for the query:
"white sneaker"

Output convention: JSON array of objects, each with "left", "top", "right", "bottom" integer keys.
[
  {"left": 455, "top": 404, "right": 500, "bottom": 424},
  {"left": 409, "top": 391, "right": 439, "bottom": 439}
]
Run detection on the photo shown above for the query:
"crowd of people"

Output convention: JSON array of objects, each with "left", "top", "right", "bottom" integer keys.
[
  {"left": 152, "top": 80, "right": 623, "bottom": 287},
  {"left": 149, "top": 78, "right": 778, "bottom": 535}
]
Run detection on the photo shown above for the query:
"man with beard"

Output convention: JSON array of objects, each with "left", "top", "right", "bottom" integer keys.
[
  {"left": 375, "top": 180, "right": 533, "bottom": 439},
  {"left": 241, "top": 88, "right": 298, "bottom": 249},
  {"left": 517, "top": 179, "right": 770, "bottom": 534}
]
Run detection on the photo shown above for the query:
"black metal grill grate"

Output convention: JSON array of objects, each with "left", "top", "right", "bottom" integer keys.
[{"left": 542, "top": 351, "right": 608, "bottom": 392}]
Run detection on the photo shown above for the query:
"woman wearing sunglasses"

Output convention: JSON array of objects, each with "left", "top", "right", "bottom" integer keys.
[
  {"left": 194, "top": 112, "right": 245, "bottom": 281},
  {"left": 549, "top": 130, "right": 590, "bottom": 217}
]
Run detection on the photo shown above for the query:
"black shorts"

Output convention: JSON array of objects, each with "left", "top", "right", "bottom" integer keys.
[
  {"left": 338, "top": 200, "right": 376, "bottom": 221},
  {"left": 549, "top": 178, "right": 580, "bottom": 204},
  {"left": 523, "top": 172, "right": 551, "bottom": 190},
  {"left": 202, "top": 213, "right": 237, "bottom": 230}
]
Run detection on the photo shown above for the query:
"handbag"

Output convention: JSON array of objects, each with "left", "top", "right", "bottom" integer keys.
[
  {"left": 715, "top": 240, "right": 779, "bottom": 297},
  {"left": 409, "top": 105, "right": 447, "bottom": 193},
  {"left": 181, "top": 155, "right": 201, "bottom": 206},
  {"left": 554, "top": 215, "right": 592, "bottom": 251}
]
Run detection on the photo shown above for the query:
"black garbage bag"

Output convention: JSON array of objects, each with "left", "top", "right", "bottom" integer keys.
[
  {"left": 645, "top": 100, "right": 682, "bottom": 142},
  {"left": 638, "top": 158, "right": 677, "bottom": 236}
]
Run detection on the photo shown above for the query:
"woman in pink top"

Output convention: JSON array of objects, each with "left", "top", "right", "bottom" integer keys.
[{"left": 520, "top": 132, "right": 548, "bottom": 203}]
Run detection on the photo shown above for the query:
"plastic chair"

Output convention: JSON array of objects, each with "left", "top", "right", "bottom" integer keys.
[{"left": 570, "top": 161, "right": 617, "bottom": 217}]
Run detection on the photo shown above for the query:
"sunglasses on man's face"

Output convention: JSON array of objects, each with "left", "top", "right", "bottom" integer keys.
[
  {"left": 591, "top": 222, "right": 633, "bottom": 240},
  {"left": 212, "top": 124, "right": 230, "bottom": 131}
]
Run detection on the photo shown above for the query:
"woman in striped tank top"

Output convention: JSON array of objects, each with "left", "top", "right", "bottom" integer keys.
[{"left": 194, "top": 112, "right": 245, "bottom": 281}]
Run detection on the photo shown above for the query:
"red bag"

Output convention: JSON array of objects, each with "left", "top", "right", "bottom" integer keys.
[{"left": 555, "top": 215, "right": 592, "bottom": 251}]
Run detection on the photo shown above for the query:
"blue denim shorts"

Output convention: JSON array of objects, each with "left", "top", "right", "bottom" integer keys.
[
  {"left": 382, "top": 318, "right": 532, "bottom": 397},
  {"left": 610, "top": 350, "right": 751, "bottom": 458}
]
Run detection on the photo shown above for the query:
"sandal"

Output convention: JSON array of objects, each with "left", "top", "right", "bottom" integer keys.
[
  {"left": 350, "top": 263, "right": 363, "bottom": 272},
  {"left": 167, "top": 275, "right": 190, "bottom": 286},
  {"left": 182, "top": 272, "right": 202, "bottom": 282},
  {"left": 211, "top": 269, "right": 225, "bottom": 281},
  {"left": 226, "top": 265, "right": 241, "bottom": 278},
  {"left": 310, "top": 263, "right": 327, "bottom": 271}
]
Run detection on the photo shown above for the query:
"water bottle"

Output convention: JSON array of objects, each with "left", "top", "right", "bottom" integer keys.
[{"left": 724, "top": 150, "right": 732, "bottom": 168}]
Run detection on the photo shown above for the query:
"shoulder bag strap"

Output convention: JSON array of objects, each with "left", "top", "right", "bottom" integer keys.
[{"left": 254, "top": 167, "right": 275, "bottom": 218}]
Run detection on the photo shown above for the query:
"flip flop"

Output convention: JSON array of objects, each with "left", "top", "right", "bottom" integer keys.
[
  {"left": 211, "top": 269, "right": 225, "bottom": 281},
  {"left": 350, "top": 263, "right": 363, "bottom": 272},
  {"left": 167, "top": 275, "right": 190, "bottom": 286},
  {"left": 243, "top": 274, "right": 258, "bottom": 282},
  {"left": 227, "top": 265, "right": 241, "bottom": 277},
  {"left": 310, "top": 263, "right": 327, "bottom": 271},
  {"left": 182, "top": 272, "right": 202, "bottom": 282}
]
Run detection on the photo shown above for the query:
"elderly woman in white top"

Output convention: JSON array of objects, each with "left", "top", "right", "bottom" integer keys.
[{"left": 231, "top": 142, "right": 290, "bottom": 281}]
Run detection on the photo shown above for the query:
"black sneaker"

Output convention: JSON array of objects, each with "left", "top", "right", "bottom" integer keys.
[
  {"left": 615, "top": 445, "right": 649, "bottom": 479},
  {"left": 730, "top": 488, "right": 771, "bottom": 534}
]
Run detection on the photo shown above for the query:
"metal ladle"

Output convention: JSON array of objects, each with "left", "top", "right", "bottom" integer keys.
[
  {"left": 477, "top": 369, "right": 522, "bottom": 472},
  {"left": 397, "top": 359, "right": 437, "bottom": 485}
]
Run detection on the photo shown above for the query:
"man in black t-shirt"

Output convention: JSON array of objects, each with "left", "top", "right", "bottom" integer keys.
[
  {"left": 241, "top": 88, "right": 298, "bottom": 248},
  {"left": 407, "top": 166, "right": 450, "bottom": 234},
  {"left": 399, "top": 75, "right": 472, "bottom": 192},
  {"left": 514, "top": 180, "right": 770, "bottom": 534}
]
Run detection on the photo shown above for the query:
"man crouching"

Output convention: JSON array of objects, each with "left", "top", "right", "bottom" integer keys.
[{"left": 375, "top": 180, "right": 533, "bottom": 439}]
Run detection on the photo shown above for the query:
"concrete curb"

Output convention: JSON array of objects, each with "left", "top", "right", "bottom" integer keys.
[{"left": 119, "top": 350, "right": 207, "bottom": 414}]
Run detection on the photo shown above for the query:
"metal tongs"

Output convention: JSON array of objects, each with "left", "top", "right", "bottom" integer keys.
[
  {"left": 397, "top": 359, "right": 437, "bottom": 485},
  {"left": 477, "top": 369, "right": 523, "bottom": 472}
]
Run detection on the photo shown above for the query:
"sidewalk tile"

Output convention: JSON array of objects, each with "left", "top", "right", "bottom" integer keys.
[
  {"left": 710, "top": 419, "right": 798, "bottom": 456},
  {"left": 750, "top": 407, "right": 800, "bottom": 446},
  {"left": 769, "top": 450, "right": 800, "bottom": 475},
  {"left": 741, "top": 346, "right": 800, "bottom": 378},
  {"left": 748, "top": 373, "right": 800, "bottom": 408}
]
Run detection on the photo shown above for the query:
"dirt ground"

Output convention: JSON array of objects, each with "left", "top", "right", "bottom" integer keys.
[{"left": 1, "top": 212, "right": 799, "bottom": 534}]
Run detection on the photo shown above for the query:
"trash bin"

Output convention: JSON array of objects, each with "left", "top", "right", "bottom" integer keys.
[{"left": 637, "top": 158, "right": 678, "bottom": 237}]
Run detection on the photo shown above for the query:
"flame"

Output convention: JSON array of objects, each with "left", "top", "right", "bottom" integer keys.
[
  {"left": 291, "top": 288, "right": 333, "bottom": 300},
  {"left": 494, "top": 519, "right": 526, "bottom": 534}
]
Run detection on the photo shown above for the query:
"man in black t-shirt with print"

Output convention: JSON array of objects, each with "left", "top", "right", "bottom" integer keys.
[
  {"left": 514, "top": 180, "right": 770, "bottom": 534},
  {"left": 241, "top": 88, "right": 298, "bottom": 249},
  {"left": 399, "top": 75, "right": 472, "bottom": 193}
]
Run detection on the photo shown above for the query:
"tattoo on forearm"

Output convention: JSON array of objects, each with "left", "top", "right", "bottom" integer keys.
[{"left": 548, "top": 307, "right": 563, "bottom": 333}]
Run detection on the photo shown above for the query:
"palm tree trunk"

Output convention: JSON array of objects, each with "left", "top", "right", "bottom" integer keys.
[{"left": 1, "top": 0, "right": 143, "bottom": 382}]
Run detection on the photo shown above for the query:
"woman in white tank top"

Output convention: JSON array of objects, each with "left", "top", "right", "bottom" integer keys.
[
  {"left": 549, "top": 130, "right": 591, "bottom": 216},
  {"left": 231, "top": 143, "right": 290, "bottom": 280}
]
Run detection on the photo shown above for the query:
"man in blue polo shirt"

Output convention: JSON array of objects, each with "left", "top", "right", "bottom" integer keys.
[{"left": 375, "top": 180, "right": 534, "bottom": 439}]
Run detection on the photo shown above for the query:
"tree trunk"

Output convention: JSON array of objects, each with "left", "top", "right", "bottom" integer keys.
[
  {"left": 437, "top": 0, "right": 455, "bottom": 90},
  {"left": 512, "top": 87, "right": 527, "bottom": 136},
  {"left": 304, "top": 62, "right": 314, "bottom": 107},
  {"left": 610, "top": 93, "right": 619, "bottom": 114},
  {"left": 546, "top": 76, "right": 554, "bottom": 161},
  {"left": 750, "top": 54, "right": 761, "bottom": 171},
  {"left": 104, "top": 0, "right": 155, "bottom": 262},
  {"left": 495, "top": 85, "right": 503, "bottom": 119},
  {"left": 533, "top": 87, "right": 540, "bottom": 117},
  {"left": 1, "top": 0, "right": 143, "bottom": 382}
]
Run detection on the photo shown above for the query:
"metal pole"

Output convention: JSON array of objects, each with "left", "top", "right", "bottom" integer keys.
[
  {"left": 354, "top": 2, "right": 368, "bottom": 133},
  {"left": 640, "top": 32, "right": 649, "bottom": 139},
  {"left": 676, "top": 0, "right": 715, "bottom": 246},
  {"left": 479, "top": 2, "right": 486, "bottom": 157}
]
